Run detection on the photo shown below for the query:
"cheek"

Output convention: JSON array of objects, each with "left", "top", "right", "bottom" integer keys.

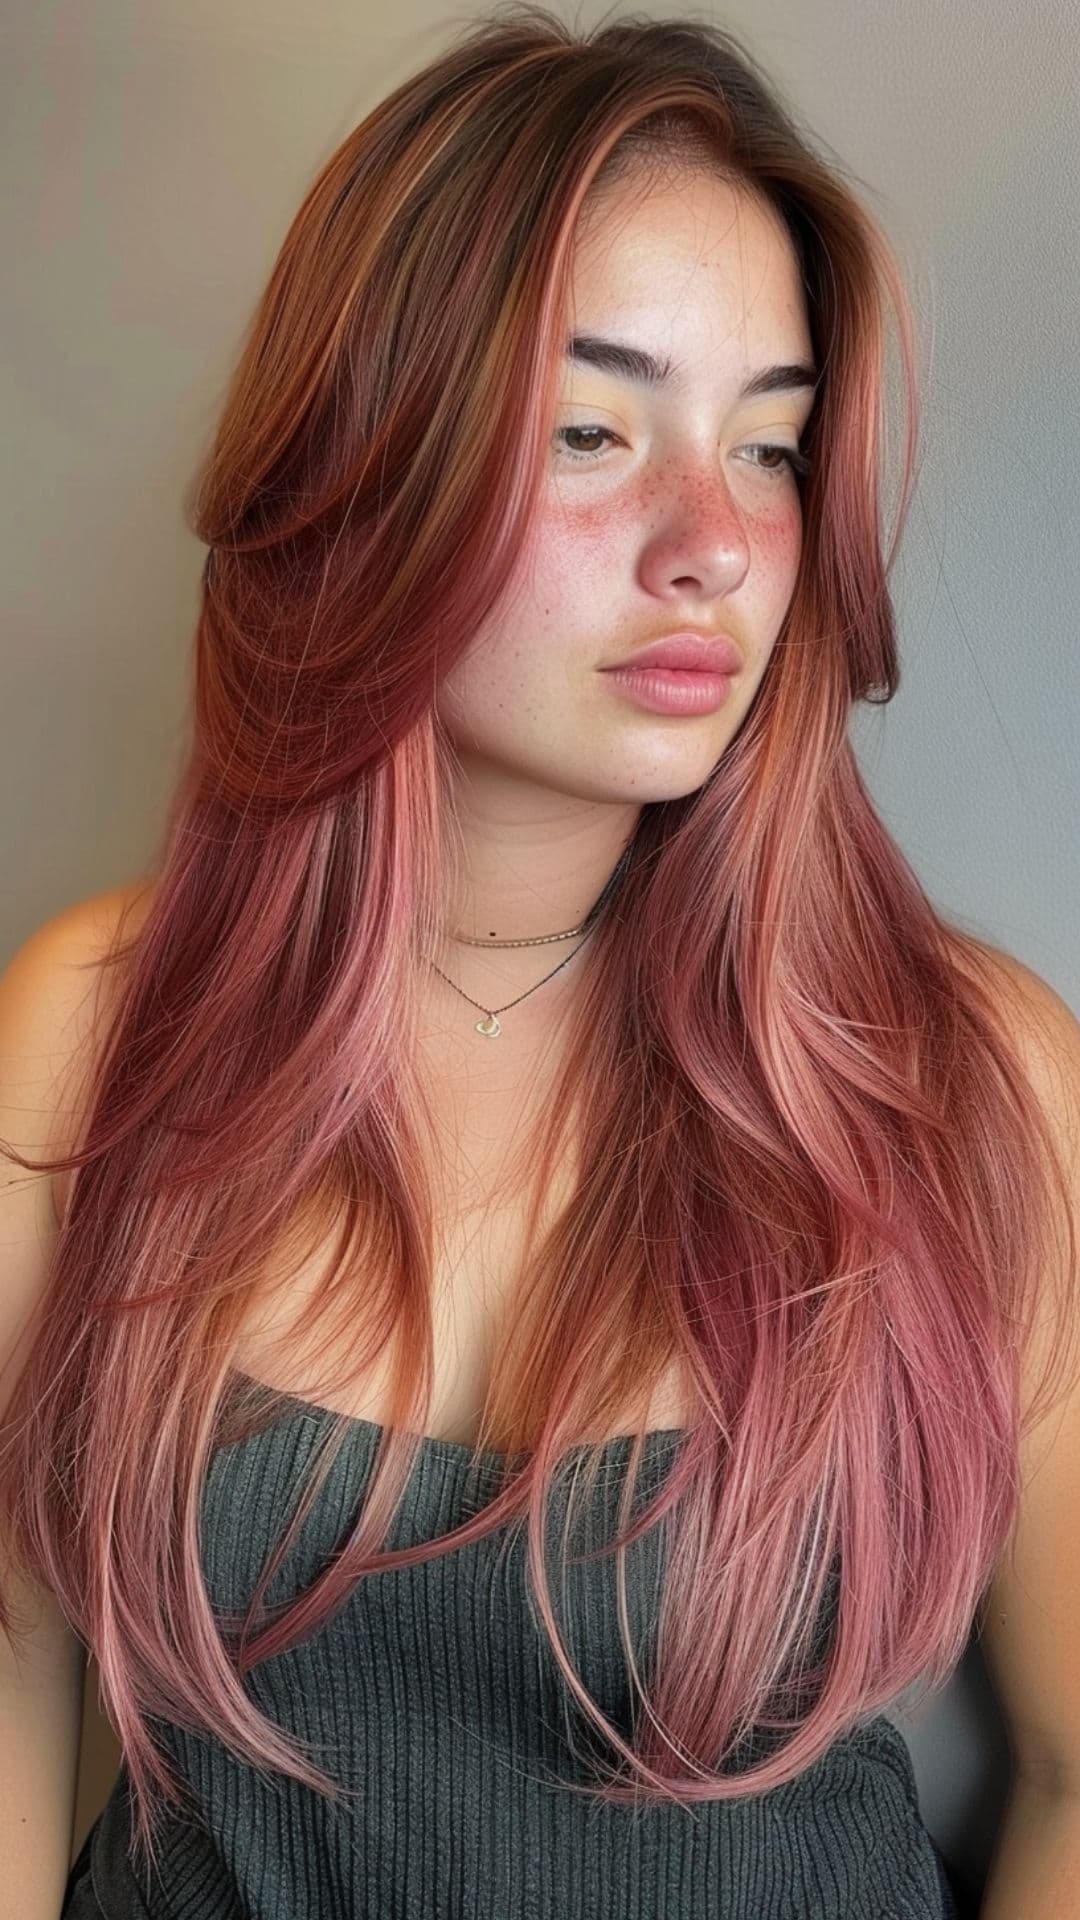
[
  {"left": 525, "top": 503, "right": 622, "bottom": 595},
  {"left": 749, "top": 496, "right": 804, "bottom": 600},
  {"left": 532, "top": 485, "right": 804, "bottom": 597}
]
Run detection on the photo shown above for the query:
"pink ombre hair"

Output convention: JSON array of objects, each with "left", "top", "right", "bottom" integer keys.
[{"left": 2, "top": 4, "right": 1077, "bottom": 1875}]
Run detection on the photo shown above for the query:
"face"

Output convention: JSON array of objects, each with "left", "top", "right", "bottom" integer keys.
[{"left": 435, "top": 164, "right": 817, "bottom": 807}]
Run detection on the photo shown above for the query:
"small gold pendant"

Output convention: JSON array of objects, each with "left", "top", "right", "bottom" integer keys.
[{"left": 475, "top": 1013, "right": 502, "bottom": 1037}]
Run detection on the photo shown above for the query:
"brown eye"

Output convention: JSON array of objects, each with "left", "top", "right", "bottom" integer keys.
[
  {"left": 740, "top": 442, "right": 812, "bottom": 479},
  {"left": 553, "top": 425, "right": 621, "bottom": 462}
]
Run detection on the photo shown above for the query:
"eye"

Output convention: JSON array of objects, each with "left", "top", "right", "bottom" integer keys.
[
  {"left": 552, "top": 424, "right": 621, "bottom": 463},
  {"left": 553, "top": 426, "right": 813, "bottom": 480},
  {"left": 739, "top": 443, "right": 813, "bottom": 480}
]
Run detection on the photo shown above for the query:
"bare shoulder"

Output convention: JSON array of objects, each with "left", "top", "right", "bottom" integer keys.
[
  {"left": 6, "top": 878, "right": 157, "bottom": 975},
  {"left": 945, "top": 926, "right": 1076, "bottom": 1025},
  {"left": 0, "top": 879, "right": 158, "bottom": 1232},
  {"left": 951, "top": 937, "right": 1080, "bottom": 1793},
  {"left": 0, "top": 887, "right": 155, "bottom": 1745},
  {"left": 2, "top": 877, "right": 157, "bottom": 1061},
  {"left": 944, "top": 932, "right": 1080, "bottom": 1155},
  {"left": 947, "top": 931, "right": 1080, "bottom": 1353}
]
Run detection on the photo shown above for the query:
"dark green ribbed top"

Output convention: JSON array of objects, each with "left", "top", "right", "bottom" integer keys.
[{"left": 67, "top": 1389, "right": 951, "bottom": 1918}]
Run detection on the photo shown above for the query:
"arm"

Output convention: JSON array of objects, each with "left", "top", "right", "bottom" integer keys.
[
  {"left": 0, "top": 1561, "right": 86, "bottom": 1920},
  {"left": 972, "top": 953, "right": 1080, "bottom": 1914},
  {"left": 0, "top": 895, "right": 138, "bottom": 1916},
  {"left": 978, "top": 1778, "right": 1080, "bottom": 1919}
]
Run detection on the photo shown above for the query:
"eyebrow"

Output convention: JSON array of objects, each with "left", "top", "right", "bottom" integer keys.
[{"left": 566, "top": 332, "right": 818, "bottom": 398}]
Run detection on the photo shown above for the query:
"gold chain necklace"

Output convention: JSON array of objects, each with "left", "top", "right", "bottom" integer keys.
[{"left": 425, "top": 845, "right": 632, "bottom": 1038}]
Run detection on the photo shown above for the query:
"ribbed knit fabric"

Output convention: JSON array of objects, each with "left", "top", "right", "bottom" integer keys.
[{"left": 65, "top": 1390, "right": 954, "bottom": 1918}]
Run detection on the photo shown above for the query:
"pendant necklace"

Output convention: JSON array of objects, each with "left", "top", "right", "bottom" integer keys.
[{"left": 426, "top": 844, "right": 632, "bottom": 1038}]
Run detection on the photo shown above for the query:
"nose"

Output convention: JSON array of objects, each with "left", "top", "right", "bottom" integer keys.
[{"left": 636, "top": 471, "right": 753, "bottom": 601}]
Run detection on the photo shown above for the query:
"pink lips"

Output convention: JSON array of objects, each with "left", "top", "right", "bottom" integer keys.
[
  {"left": 604, "top": 631, "right": 741, "bottom": 675},
  {"left": 603, "top": 665, "right": 736, "bottom": 716},
  {"left": 601, "top": 630, "right": 741, "bottom": 716}
]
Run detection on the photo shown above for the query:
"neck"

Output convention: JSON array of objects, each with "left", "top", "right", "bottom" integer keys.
[{"left": 439, "top": 770, "right": 639, "bottom": 946}]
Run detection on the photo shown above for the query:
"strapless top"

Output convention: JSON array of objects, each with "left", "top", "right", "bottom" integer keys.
[{"left": 64, "top": 1387, "right": 953, "bottom": 1918}]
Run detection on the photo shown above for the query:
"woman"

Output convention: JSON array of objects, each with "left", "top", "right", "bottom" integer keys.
[{"left": 2, "top": 9, "right": 1078, "bottom": 1917}]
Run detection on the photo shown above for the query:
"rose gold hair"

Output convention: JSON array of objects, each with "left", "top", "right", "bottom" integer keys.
[{"left": 2, "top": 4, "right": 1076, "bottom": 1874}]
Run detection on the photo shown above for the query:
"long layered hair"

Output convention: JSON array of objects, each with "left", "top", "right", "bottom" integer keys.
[{"left": 2, "top": 3, "right": 1076, "bottom": 1872}]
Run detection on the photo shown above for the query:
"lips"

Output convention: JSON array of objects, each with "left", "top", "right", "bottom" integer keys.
[{"left": 605, "top": 633, "right": 741, "bottom": 674}]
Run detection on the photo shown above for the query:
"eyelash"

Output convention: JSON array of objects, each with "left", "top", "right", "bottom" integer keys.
[{"left": 553, "top": 424, "right": 812, "bottom": 479}]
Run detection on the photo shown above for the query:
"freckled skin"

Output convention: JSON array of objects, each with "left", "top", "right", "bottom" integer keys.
[{"left": 432, "top": 164, "right": 815, "bottom": 947}]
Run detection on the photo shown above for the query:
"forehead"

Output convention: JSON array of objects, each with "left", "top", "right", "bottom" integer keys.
[{"left": 566, "top": 168, "right": 810, "bottom": 365}]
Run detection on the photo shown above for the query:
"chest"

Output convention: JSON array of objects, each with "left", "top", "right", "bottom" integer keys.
[{"left": 231, "top": 1015, "right": 688, "bottom": 1448}]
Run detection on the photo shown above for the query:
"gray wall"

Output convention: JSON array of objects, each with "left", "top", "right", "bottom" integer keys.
[{"left": 3, "top": 2, "right": 1077, "bottom": 1896}]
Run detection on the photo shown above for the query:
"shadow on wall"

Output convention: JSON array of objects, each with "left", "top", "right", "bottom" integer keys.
[{"left": 74, "top": 1633, "right": 1010, "bottom": 1909}]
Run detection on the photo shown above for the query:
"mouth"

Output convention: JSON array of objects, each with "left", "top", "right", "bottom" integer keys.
[
  {"left": 601, "top": 661, "right": 737, "bottom": 716},
  {"left": 603, "top": 632, "right": 742, "bottom": 675}
]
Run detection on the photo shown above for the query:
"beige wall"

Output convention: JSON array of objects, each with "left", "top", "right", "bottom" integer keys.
[{"left": 3, "top": 1, "right": 1076, "bottom": 1899}]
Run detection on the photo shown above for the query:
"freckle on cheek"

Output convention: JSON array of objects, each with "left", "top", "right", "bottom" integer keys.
[
  {"left": 543, "top": 481, "right": 802, "bottom": 588},
  {"left": 752, "top": 504, "right": 803, "bottom": 570},
  {"left": 571, "top": 500, "right": 632, "bottom": 540}
]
